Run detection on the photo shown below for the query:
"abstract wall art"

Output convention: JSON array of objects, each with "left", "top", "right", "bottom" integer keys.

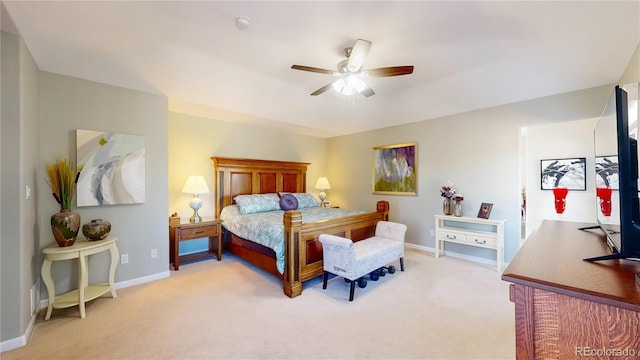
[
  {"left": 540, "top": 157, "right": 586, "bottom": 191},
  {"left": 372, "top": 142, "right": 417, "bottom": 195},
  {"left": 76, "top": 129, "right": 145, "bottom": 206},
  {"left": 595, "top": 155, "right": 619, "bottom": 190}
]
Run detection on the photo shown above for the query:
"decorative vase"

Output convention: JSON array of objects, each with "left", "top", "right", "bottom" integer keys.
[
  {"left": 82, "top": 219, "right": 111, "bottom": 241},
  {"left": 552, "top": 187, "right": 569, "bottom": 215},
  {"left": 51, "top": 209, "right": 81, "bottom": 247},
  {"left": 443, "top": 198, "right": 452, "bottom": 215},
  {"left": 454, "top": 201, "right": 463, "bottom": 217}
]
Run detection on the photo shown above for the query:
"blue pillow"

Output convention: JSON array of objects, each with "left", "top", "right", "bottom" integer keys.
[
  {"left": 287, "top": 192, "right": 320, "bottom": 208},
  {"left": 234, "top": 193, "right": 281, "bottom": 215},
  {"left": 279, "top": 193, "right": 298, "bottom": 211}
]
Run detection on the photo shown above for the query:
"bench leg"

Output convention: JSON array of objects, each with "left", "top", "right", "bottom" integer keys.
[
  {"left": 349, "top": 281, "right": 356, "bottom": 301},
  {"left": 322, "top": 271, "right": 329, "bottom": 289},
  {"left": 400, "top": 257, "right": 405, "bottom": 271}
]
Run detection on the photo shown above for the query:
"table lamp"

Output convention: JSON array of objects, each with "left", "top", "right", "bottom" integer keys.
[
  {"left": 314, "top": 177, "right": 331, "bottom": 207},
  {"left": 182, "top": 175, "right": 210, "bottom": 223}
]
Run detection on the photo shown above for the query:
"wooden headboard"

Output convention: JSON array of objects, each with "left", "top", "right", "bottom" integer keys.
[{"left": 211, "top": 157, "right": 310, "bottom": 218}]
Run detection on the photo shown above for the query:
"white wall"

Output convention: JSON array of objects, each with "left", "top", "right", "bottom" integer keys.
[
  {"left": 327, "top": 85, "right": 613, "bottom": 263},
  {"left": 168, "top": 110, "right": 327, "bottom": 219},
  {"left": 524, "top": 118, "right": 599, "bottom": 238}
]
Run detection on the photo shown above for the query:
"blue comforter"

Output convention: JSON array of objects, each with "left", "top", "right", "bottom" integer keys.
[{"left": 220, "top": 205, "right": 366, "bottom": 273}]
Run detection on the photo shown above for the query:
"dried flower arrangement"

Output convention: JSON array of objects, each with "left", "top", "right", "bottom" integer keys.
[{"left": 45, "top": 158, "right": 78, "bottom": 210}]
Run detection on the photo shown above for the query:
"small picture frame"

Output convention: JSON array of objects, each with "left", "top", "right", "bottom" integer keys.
[{"left": 477, "top": 203, "right": 493, "bottom": 219}]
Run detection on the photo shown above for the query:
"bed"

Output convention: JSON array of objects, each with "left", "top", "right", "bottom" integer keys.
[{"left": 211, "top": 157, "right": 389, "bottom": 298}]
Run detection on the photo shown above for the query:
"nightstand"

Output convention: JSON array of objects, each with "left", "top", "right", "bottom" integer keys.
[{"left": 169, "top": 219, "right": 222, "bottom": 270}]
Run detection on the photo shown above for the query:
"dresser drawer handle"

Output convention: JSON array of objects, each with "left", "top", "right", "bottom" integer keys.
[
  {"left": 194, "top": 230, "right": 205, "bottom": 235},
  {"left": 474, "top": 238, "right": 487, "bottom": 244},
  {"left": 446, "top": 234, "right": 457, "bottom": 239}
]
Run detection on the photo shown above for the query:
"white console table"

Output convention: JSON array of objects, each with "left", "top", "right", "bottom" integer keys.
[
  {"left": 41, "top": 236, "right": 119, "bottom": 320},
  {"left": 434, "top": 215, "right": 505, "bottom": 272}
]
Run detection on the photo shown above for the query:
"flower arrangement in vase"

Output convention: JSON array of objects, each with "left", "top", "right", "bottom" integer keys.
[
  {"left": 440, "top": 181, "right": 456, "bottom": 215},
  {"left": 46, "top": 158, "right": 81, "bottom": 247}
]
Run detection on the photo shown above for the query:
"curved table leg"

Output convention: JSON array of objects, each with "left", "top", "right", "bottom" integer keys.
[
  {"left": 41, "top": 258, "right": 55, "bottom": 320},
  {"left": 78, "top": 253, "right": 87, "bottom": 319},
  {"left": 109, "top": 244, "right": 119, "bottom": 298}
]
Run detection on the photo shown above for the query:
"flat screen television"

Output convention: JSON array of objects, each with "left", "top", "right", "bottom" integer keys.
[{"left": 584, "top": 84, "right": 640, "bottom": 262}]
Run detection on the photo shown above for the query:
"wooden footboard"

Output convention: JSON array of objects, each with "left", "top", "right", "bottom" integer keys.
[
  {"left": 283, "top": 201, "right": 389, "bottom": 297},
  {"left": 211, "top": 156, "right": 390, "bottom": 298}
]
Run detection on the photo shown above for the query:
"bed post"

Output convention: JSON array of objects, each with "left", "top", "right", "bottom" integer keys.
[
  {"left": 283, "top": 210, "right": 303, "bottom": 298},
  {"left": 376, "top": 201, "right": 390, "bottom": 221}
]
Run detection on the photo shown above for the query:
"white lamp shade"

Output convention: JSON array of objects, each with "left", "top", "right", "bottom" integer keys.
[
  {"left": 182, "top": 176, "right": 210, "bottom": 194},
  {"left": 314, "top": 177, "right": 331, "bottom": 190}
]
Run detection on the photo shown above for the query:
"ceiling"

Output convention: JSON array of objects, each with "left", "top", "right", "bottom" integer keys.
[{"left": 2, "top": 1, "right": 639, "bottom": 138}]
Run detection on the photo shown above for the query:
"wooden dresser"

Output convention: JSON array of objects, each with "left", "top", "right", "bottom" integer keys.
[{"left": 502, "top": 220, "right": 640, "bottom": 360}]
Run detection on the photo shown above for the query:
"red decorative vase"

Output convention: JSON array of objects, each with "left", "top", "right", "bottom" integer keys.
[
  {"left": 552, "top": 187, "right": 569, "bottom": 214},
  {"left": 51, "top": 209, "right": 81, "bottom": 247},
  {"left": 596, "top": 187, "right": 612, "bottom": 217}
]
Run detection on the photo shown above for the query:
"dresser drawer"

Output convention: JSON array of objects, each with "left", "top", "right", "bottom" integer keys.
[
  {"left": 466, "top": 235, "right": 496, "bottom": 248},
  {"left": 437, "top": 230, "right": 466, "bottom": 243},
  {"left": 180, "top": 226, "right": 218, "bottom": 239}
]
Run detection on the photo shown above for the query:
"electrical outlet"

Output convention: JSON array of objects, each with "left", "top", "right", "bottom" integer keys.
[
  {"left": 121, "top": 254, "right": 129, "bottom": 264},
  {"left": 430, "top": 230, "right": 435, "bottom": 237},
  {"left": 150, "top": 249, "right": 158, "bottom": 259}
]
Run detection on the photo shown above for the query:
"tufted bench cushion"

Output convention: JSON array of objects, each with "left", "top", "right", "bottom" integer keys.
[{"left": 319, "top": 221, "right": 407, "bottom": 301}]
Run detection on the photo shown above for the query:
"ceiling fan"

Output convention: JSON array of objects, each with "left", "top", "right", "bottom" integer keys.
[{"left": 291, "top": 39, "right": 414, "bottom": 97}]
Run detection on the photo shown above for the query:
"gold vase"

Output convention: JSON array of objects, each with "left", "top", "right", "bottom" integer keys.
[
  {"left": 51, "top": 209, "right": 81, "bottom": 247},
  {"left": 443, "top": 198, "right": 452, "bottom": 215}
]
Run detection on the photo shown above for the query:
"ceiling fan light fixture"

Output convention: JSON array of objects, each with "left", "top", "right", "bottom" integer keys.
[
  {"left": 332, "top": 78, "right": 353, "bottom": 96},
  {"left": 332, "top": 75, "right": 366, "bottom": 96},
  {"left": 347, "top": 75, "right": 366, "bottom": 93}
]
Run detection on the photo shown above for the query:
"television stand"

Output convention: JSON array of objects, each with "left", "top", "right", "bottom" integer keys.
[
  {"left": 584, "top": 252, "right": 629, "bottom": 262},
  {"left": 502, "top": 220, "right": 640, "bottom": 359},
  {"left": 577, "top": 224, "right": 600, "bottom": 231}
]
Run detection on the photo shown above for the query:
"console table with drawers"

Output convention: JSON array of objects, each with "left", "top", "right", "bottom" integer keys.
[{"left": 434, "top": 214, "right": 505, "bottom": 272}]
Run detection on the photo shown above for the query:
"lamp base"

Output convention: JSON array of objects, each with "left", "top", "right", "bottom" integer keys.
[
  {"left": 319, "top": 191, "right": 327, "bottom": 207},
  {"left": 189, "top": 211, "right": 202, "bottom": 223},
  {"left": 189, "top": 195, "right": 203, "bottom": 223}
]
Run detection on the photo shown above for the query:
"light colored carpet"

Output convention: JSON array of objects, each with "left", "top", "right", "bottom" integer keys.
[{"left": 3, "top": 249, "right": 515, "bottom": 360}]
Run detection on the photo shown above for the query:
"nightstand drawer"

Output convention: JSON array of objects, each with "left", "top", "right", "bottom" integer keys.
[{"left": 180, "top": 226, "right": 218, "bottom": 239}]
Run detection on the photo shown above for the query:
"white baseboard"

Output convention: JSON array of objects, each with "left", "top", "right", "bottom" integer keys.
[
  {"left": 0, "top": 270, "right": 171, "bottom": 353},
  {"left": 405, "top": 243, "right": 509, "bottom": 270},
  {"left": 0, "top": 303, "right": 38, "bottom": 352},
  {"left": 115, "top": 270, "right": 170, "bottom": 290}
]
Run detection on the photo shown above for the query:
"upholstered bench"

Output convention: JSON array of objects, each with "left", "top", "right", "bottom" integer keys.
[{"left": 319, "top": 221, "right": 407, "bottom": 301}]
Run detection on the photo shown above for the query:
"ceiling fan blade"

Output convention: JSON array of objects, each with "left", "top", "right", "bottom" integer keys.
[
  {"left": 347, "top": 39, "right": 372, "bottom": 72},
  {"left": 360, "top": 85, "right": 375, "bottom": 97},
  {"left": 367, "top": 66, "right": 414, "bottom": 77},
  {"left": 291, "top": 65, "right": 336, "bottom": 75},
  {"left": 310, "top": 83, "right": 334, "bottom": 96}
]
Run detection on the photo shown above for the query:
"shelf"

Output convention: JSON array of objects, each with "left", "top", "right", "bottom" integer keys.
[
  {"left": 53, "top": 284, "right": 111, "bottom": 309},
  {"left": 179, "top": 250, "right": 217, "bottom": 265}
]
